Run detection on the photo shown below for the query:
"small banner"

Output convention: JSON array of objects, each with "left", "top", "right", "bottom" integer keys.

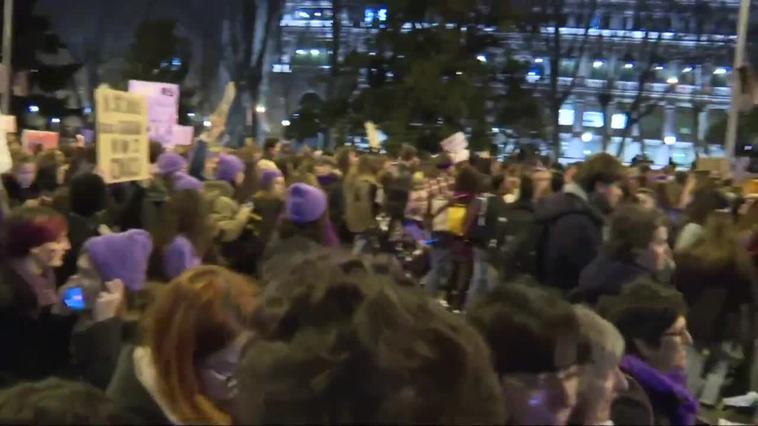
[
  {"left": 95, "top": 86, "right": 150, "bottom": 183},
  {"left": 128, "top": 80, "right": 180, "bottom": 147},
  {"left": 21, "top": 130, "right": 59, "bottom": 153},
  {"left": 364, "top": 121, "right": 380, "bottom": 150}
]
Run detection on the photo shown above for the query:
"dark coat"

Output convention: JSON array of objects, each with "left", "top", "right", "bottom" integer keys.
[
  {"left": 1, "top": 174, "right": 40, "bottom": 207},
  {"left": 673, "top": 252, "right": 758, "bottom": 348},
  {"left": 611, "top": 375, "right": 655, "bottom": 425},
  {"left": 107, "top": 346, "right": 169, "bottom": 425},
  {"left": 573, "top": 253, "right": 652, "bottom": 304},
  {"left": 535, "top": 190, "right": 605, "bottom": 291},
  {"left": 0, "top": 263, "right": 76, "bottom": 383},
  {"left": 56, "top": 213, "right": 100, "bottom": 286}
]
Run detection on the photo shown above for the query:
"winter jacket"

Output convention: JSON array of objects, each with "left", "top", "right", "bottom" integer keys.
[
  {"left": 1, "top": 174, "right": 40, "bottom": 207},
  {"left": 56, "top": 212, "right": 101, "bottom": 286},
  {"left": 252, "top": 194, "right": 284, "bottom": 245},
  {"left": 535, "top": 184, "right": 605, "bottom": 291},
  {"left": 619, "top": 355, "right": 699, "bottom": 426},
  {"left": 673, "top": 252, "right": 758, "bottom": 348},
  {"left": 611, "top": 374, "right": 655, "bottom": 425},
  {"left": 573, "top": 253, "right": 653, "bottom": 304},
  {"left": 0, "top": 262, "right": 76, "bottom": 383},
  {"left": 107, "top": 346, "right": 172, "bottom": 425},
  {"left": 344, "top": 175, "right": 379, "bottom": 234},
  {"left": 204, "top": 180, "right": 250, "bottom": 243}
]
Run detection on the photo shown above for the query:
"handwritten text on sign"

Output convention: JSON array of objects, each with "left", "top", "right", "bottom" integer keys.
[{"left": 95, "top": 87, "right": 150, "bottom": 183}]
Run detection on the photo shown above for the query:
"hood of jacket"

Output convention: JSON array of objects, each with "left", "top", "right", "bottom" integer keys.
[
  {"left": 535, "top": 185, "right": 604, "bottom": 225},
  {"left": 574, "top": 253, "right": 652, "bottom": 304}
]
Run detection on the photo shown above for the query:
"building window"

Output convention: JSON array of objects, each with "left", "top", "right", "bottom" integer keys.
[
  {"left": 559, "top": 108, "right": 575, "bottom": 126},
  {"left": 676, "top": 107, "right": 695, "bottom": 141},
  {"left": 640, "top": 106, "right": 664, "bottom": 140},
  {"left": 611, "top": 113, "right": 627, "bottom": 130},
  {"left": 559, "top": 59, "right": 577, "bottom": 77},
  {"left": 589, "top": 59, "right": 608, "bottom": 79},
  {"left": 711, "top": 67, "right": 730, "bottom": 87},
  {"left": 583, "top": 111, "right": 604, "bottom": 128}
]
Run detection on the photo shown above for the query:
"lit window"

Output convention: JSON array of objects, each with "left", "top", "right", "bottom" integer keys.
[
  {"left": 583, "top": 111, "right": 604, "bottom": 128},
  {"left": 611, "top": 113, "right": 627, "bottom": 129},
  {"left": 559, "top": 109, "right": 575, "bottom": 126}
]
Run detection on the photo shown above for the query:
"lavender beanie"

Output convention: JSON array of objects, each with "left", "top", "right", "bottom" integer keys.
[
  {"left": 216, "top": 154, "right": 245, "bottom": 184},
  {"left": 156, "top": 152, "right": 188, "bottom": 176},
  {"left": 286, "top": 183, "right": 327, "bottom": 224},
  {"left": 83, "top": 230, "right": 153, "bottom": 292},
  {"left": 173, "top": 172, "right": 203, "bottom": 192}
]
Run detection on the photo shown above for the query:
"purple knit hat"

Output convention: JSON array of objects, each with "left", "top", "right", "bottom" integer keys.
[
  {"left": 162, "top": 235, "right": 201, "bottom": 280},
  {"left": 156, "top": 152, "right": 187, "bottom": 176},
  {"left": 286, "top": 183, "right": 327, "bottom": 224},
  {"left": 82, "top": 230, "right": 153, "bottom": 292},
  {"left": 173, "top": 172, "right": 203, "bottom": 192},
  {"left": 216, "top": 154, "right": 245, "bottom": 184},
  {"left": 260, "top": 169, "right": 283, "bottom": 191}
]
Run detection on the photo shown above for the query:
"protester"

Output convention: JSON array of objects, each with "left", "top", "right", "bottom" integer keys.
[
  {"left": 536, "top": 153, "right": 625, "bottom": 291},
  {"left": 598, "top": 279, "right": 698, "bottom": 426},
  {"left": 344, "top": 155, "right": 381, "bottom": 251},
  {"left": 0, "top": 378, "right": 129, "bottom": 425},
  {"left": 2, "top": 153, "right": 40, "bottom": 207},
  {"left": 204, "top": 153, "right": 253, "bottom": 243},
  {"left": 236, "top": 250, "right": 505, "bottom": 425},
  {"left": 149, "top": 190, "right": 214, "bottom": 281},
  {"left": 674, "top": 188, "right": 730, "bottom": 251},
  {"left": 574, "top": 204, "right": 671, "bottom": 304},
  {"left": 107, "top": 266, "right": 259, "bottom": 425},
  {"left": 468, "top": 280, "right": 581, "bottom": 425},
  {"left": 252, "top": 168, "right": 285, "bottom": 246}
]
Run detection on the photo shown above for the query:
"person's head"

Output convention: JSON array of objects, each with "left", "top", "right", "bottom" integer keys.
[
  {"left": 569, "top": 306, "right": 628, "bottom": 426},
  {"left": 576, "top": 154, "right": 625, "bottom": 209},
  {"left": 35, "top": 151, "right": 62, "bottom": 192},
  {"left": 3, "top": 206, "right": 69, "bottom": 267},
  {"left": 454, "top": 165, "right": 482, "bottom": 194},
  {"left": 399, "top": 143, "right": 419, "bottom": 166},
  {"left": 12, "top": 153, "right": 37, "bottom": 189},
  {"left": 354, "top": 154, "right": 380, "bottom": 177},
  {"left": 684, "top": 189, "right": 730, "bottom": 225},
  {"left": 606, "top": 204, "right": 670, "bottom": 272},
  {"left": 335, "top": 146, "right": 358, "bottom": 175},
  {"left": 215, "top": 153, "right": 245, "bottom": 187},
  {"left": 468, "top": 280, "right": 581, "bottom": 426},
  {"left": 259, "top": 169, "right": 285, "bottom": 198},
  {"left": 236, "top": 250, "right": 505, "bottom": 425},
  {"left": 149, "top": 141, "right": 165, "bottom": 164},
  {"left": 597, "top": 279, "right": 691, "bottom": 373},
  {"left": 635, "top": 188, "right": 657, "bottom": 210},
  {"left": 279, "top": 183, "right": 328, "bottom": 243},
  {"left": 313, "top": 156, "right": 336, "bottom": 177},
  {"left": 80, "top": 230, "right": 153, "bottom": 292},
  {"left": 156, "top": 190, "right": 213, "bottom": 258},
  {"left": 156, "top": 152, "right": 188, "bottom": 177},
  {"left": 531, "top": 167, "right": 553, "bottom": 201},
  {"left": 146, "top": 266, "right": 260, "bottom": 424},
  {"left": 263, "top": 138, "right": 281, "bottom": 159},
  {"left": 69, "top": 173, "right": 107, "bottom": 217},
  {"left": 0, "top": 378, "right": 128, "bottom": 425}
]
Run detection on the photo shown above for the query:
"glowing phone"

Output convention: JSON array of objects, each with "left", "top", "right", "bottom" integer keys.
[{"left": 62, "top": 286, "right": 86, "bottom": 311}]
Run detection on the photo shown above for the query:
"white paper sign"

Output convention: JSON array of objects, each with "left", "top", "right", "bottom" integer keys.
[{"left": 128, "top": 80, "right": 180, "bottom": 146}]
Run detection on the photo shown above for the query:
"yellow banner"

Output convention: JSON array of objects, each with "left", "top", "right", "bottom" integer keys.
[{"left": 95, "top": 87, "right": 150, "bottom": 183}]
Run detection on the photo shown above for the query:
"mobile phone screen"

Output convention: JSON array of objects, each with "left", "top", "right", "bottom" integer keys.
[{"left": 63, "top": 286, "right": 86, "bottom": 311}]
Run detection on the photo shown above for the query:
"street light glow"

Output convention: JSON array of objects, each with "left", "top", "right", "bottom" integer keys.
[
  {"left": 664, "top": 136, "right": 677, "bottom": 145},
  {"left": 256, "top": 105, "right": 267, "bottom": 113},
  {"left": 713, "top": 67, "right": 728, "bottom": 75},
  {"left": 50, "top": 117, "right": 61, "bottom": 124},
  {"left": 310, "top": 49, "right": 320, "bottom": 56},
  {"left": 666, "top": 76, "right": 679, "bottom": 85},
  {"left": 28, "top": 105, "right": 39, "bottom": 113},
  {"left": 281, "top": 120, "right": 291, "bottom": 127},
  {"left": 476, "top": 54, "right": 487, "bottom": 63},
  {"left": 534, "top": 58, "right": 544, "bottom": 64},
  {"left": 682, "top": 66, "right": 693, "bottom": 73},
  {"left": 581, "top": 132, "right": 593, "bottom": 142},
  {"left": 295, "top": 49, "right": 307, "bottom": 56},
  {"left": 593, "top": 60, "right": 605, "bottom": 69},
  {"left": 624, "top": 63, "right": 634, "bottom": 69}
]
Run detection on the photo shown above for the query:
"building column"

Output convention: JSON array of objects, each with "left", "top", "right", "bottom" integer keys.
[
  {"left": 664, "top": 103, "right": 677, "bottom": 141},
  {"left": 573, "top": 98, "right": 585, "bottom": 135}
]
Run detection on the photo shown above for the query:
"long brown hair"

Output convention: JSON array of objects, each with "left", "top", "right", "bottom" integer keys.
[
  {"left": 145, "top": 266, "right": 260, "bottom": 425},
  {"left": 686, "top": 211, "right": 753, "bottom": 275}
]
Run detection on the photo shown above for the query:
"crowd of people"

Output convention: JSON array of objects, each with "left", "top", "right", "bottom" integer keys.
[{"left": 0, "top": 131, "right": 756, "bottom": 425}]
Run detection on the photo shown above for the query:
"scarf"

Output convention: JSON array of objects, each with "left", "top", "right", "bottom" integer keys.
[
  {"left": 8, "top": 258, "right": 58, "bottom": 309},
  {"left": 620, "top": 355, "right": 699, "bottom": 426}
]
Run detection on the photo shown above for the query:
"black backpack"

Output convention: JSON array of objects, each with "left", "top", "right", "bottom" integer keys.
[{"left": 496, "top": 201, "right": 539, "bottom": 280}]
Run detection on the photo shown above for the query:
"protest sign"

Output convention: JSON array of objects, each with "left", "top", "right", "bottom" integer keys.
[
  {"left": 696, "top": 157, "right": 730, "bottom": 178},
  {"left": 21, "top": 130, "right": 59, "bottom": 153},
  {"left": 171, "top": 125, "right": 194, "bottom": 146},
  {"left": 95, "top": 86, "right": 150, "bottom": 183},
  {"left": 440, "top": 132, "right": 470, "bottom": 164},
  {"left": 0, "top": 115, "right": 16, "bottom": 133},
  {"left": 128, "top": 80, "right": 179, "bottom": 146},
  {"left": 364, "top": 121, "right": 380, "bottom": 150},
  {"left": 0, "top": 132, "right": 10, "bottom": 174}
]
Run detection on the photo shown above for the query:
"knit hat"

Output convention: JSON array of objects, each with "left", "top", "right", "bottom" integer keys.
[
  {"left": 82, "top": 230, "right": 153, "bottom": 292},
  {"left": 162, "top": 235, "right": 201, "bottom": 280},
  {"left": 286, "top": 183, "right": 327, "bottom": 224},
  {"left": 257, "top": 159, "right": 279, "bottom": 173},
  {"left": 156, "top": 152, "right": 187, "bottom": 176},
  {"left": 173, "top": 172, "right": 203, "bottom": 192},
  {"left": 216, "top": 154, "right": 245, "bottom": 184},
  {"left": 260, "top": 169, "right": 283, "bottom": 191}
]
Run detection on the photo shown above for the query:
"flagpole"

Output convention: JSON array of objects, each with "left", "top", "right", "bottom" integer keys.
[
  {"left": 725, "top": 0, "right": 751, "bottom": 160},
  {"left": 1, "top": 0, "right": 13, "bottom": 114}
]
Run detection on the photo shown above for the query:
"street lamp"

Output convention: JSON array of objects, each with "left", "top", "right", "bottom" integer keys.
[
  {"left": 666, "top": 76, "right": 679, "bottom": 85},
  {"left": 256, "top": 105, "right": 267, "bottom": 114},
  {"left": 664, "top": 136, "right": 677, "bottom": 145},
  {"left": 281, "top": 120, "right": 291, "bottom": 127},
  {"left": 581, "top": 132, "right": 593, "bottom": 142}
]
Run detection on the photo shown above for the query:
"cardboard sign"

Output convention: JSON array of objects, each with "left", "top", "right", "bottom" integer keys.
[
  {"left": 171, "top": 125, "right": 194, "bottom": 146},
  {"left": 21, "top": 130, "right": 59, "bottom": 153},
  {"left": 696, "top": 157, "right": 730, "bottom": 178},
  {"left": 0, "top": 115, "right": 16, "bottom": 133},
  {"left": 0, "top": 132, "right": 11, "bottom": 174},
  {"left": 95, "top": 87, "right": 150, "bottom": 183},
  {"left": 128, "top": 80, "right": 179, "bottom": 146},
  {"left": 365, "top": 121, "right": 380, "bottom": 150}
]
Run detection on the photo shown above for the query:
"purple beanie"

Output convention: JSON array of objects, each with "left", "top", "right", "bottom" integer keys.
[
  {"left": 173, "top": 172, "right": 203, "bottom": 192},
  {"left": 162, "top": 235, "right": 201, "bottom": 280},
  {"left": 260, "top": 169, "right": 283, "bottom": 190},
  {"left": 83, "top": 230, "right": 153, "bottom": 292},
  {"left": 216, "top": 154, "right": 245, "bottom": 183},
  {"left": 156, "top": 152, "right": 187, "bottom": 176},
  {"left": 286, "top": 183, "right": 327, "bottom": 224}
]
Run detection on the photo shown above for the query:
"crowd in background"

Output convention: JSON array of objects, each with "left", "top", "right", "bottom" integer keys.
[{"left": 0, "top": 129, "right": 756, "bottom": 425}]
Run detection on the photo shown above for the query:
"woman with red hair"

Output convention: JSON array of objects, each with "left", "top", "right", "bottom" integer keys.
[{"left": 0, "top": 206, "right": 72, "bottom": 382}]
